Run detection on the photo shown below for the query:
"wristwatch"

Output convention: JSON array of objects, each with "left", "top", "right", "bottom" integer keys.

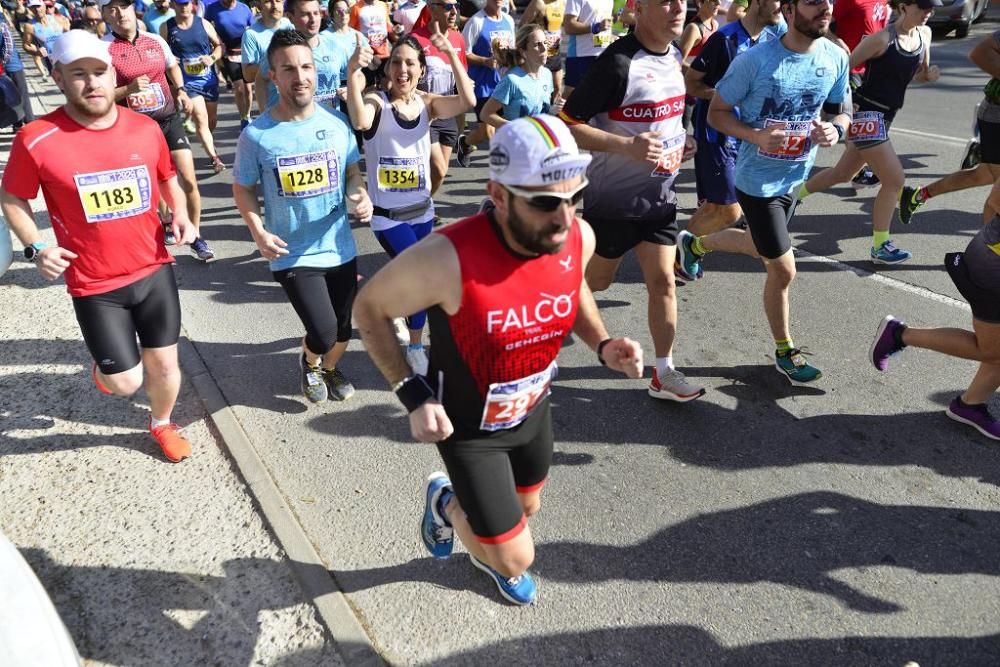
[{"left": 23, "top": 242, "right": 47, "bottom": 262}]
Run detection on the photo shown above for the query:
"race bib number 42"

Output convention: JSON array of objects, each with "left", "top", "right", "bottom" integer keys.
[
  {"left": 74, "top": 166, "right": 152, "bottom": 223},
  {"left": 848, "top": 110, "right": 887, "bottom": 143},
  {"left": 479, "top": 362, "right": 556, "bottom": 432},
  {"left": 757, "top": 118, "right": 812, "bottom": 162},
  {"left": 377, "top": 157, "right": 425, "bottom": 192},
  {"left": 275, "top": 150, "right": 339, "bottom": 198}
]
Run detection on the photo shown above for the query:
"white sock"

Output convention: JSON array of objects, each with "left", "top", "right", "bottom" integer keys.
[
  {"left": 150, "top": 416, "right": 171, "bottom": 429},
  {"left": 656, "top": 357, "right": 673, "bottom": 377}
]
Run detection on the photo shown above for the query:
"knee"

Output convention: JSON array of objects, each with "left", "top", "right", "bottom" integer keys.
[
  {"left": 103, "top": 365, "right": 144, "bottom": 396},
  {"left": 880, "top": 170, "right": 904, "bottom": 192},
  {"left": 766, "top": 260, "right": 796, "bottom": 286},
  {"left": 521, "top": 498, "right": 541, "bottom": 518},
  {"left": 586, "top": 270, "right": 614, "bottom": 293},
  {"left": 645, "top": 269, "right": 676, "bottom": 299},
  {"left": 492, "top": 544, "right": 535, "bottom": 576}
]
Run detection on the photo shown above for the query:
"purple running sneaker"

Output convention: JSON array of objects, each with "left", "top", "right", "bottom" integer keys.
[
  {"left": 870, "top": 316, "right": 906, "bottom": 371},
  {"left": 946, "top": 398, "right": 1000, "bottom": 441}
]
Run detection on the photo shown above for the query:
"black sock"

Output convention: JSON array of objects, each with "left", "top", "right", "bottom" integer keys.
[{"left": 892, "top": 323, "right": 907, "bottom": 349}]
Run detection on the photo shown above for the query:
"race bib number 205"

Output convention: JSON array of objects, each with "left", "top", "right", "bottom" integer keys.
[
  {"left": 74, "top": 166, "right": 152, "bottom": 223},
  {"left": 757, "top": 119, "right": 812, "bottom": 162}
]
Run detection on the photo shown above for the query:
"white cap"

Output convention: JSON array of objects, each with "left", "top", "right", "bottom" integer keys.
[
  {"left": 51, "top": 30, "right": 112, "bottom": 67},
  {"left": 488, "top": 115, "right": 592, "bottom": 188},
  {"left": 26, "top": 0, "right": 43, "bottom": 7}
]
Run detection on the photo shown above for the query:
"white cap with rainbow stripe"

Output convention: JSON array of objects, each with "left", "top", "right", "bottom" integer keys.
[{"left": 488, "top": 115, "right": 592, "bottom": 188}]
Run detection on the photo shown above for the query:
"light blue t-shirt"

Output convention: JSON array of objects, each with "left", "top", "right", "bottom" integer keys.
[
  {"left": 241, "top": 17, "right": 293, "bottom": 67},
  {"left": 260, "top": 32, "right": 349, "bottom": 111},
  {"left": 143, "top": 6, "right": 175, "bottom": 35},
  {"left": 491, "top": 66, "right": 553, "bottom": 121},
  {"left": 715, "top": 36, "right": 848, "bottom": 197},
  {"left": 234, "top": 107, "right": 360, "bottom": 271},
  {"left": 326, "top": 27, "right": 362, "bottom": 85}
]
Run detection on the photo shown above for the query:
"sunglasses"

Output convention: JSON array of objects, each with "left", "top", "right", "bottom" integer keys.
[
  {"left": 433, "top": 2, "right": 459, "bottom": 10},
  {"left": 504, "top": 178, "right": 588, "bottom": 212},
  {"left": 797, "top": 0, "right": 833, "bottom": 5}
]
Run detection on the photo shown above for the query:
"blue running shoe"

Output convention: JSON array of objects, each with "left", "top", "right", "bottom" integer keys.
[
  {"left": 240, "top": 119, "right": 250, "bottom": 131},
  {"left": 675, "top": 230, "right": 703, "bottom": 282},
  {"left": 470, "top": 554, "right": 537, "bottom": 605},
  {"left": 871, "top": 240, "right": 911, "bottom": 265},
  {"left": 421, "top": 472, "right": 454, "bottom": 559}
]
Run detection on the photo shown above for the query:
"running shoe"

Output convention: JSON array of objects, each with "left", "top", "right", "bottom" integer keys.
[
  {"left": 960, "top": 139, "right": 980, "bottom": 170},
  {"left": 160, "top": 211, "right": 176, "bottom": 245},
  {"left": 648, "top": 368, "right": 705, "bottom": 402},
  {"left": 851, "top": 167, "right": 880, "bottom": 192},
  {"left": 775, "top": 348, "right": 822, "bottom": 386},
  {"left": 300, "top": 354, "right": 328, "bottom": 403},
  {"left": 946, "top": 397, "right": 1000, "bottom": 441},
  {"left": 469, "top": 554, "right": 537, "bottom": 606},
  {"left": 406, "top": 347, "right": 429, "bottom": 376},
  {"left": 421, "top": 472, "right": 454, "bottom": 559},
  {"left": 871, "top": 240, "right": 912, "bottom": 265},
  {"left": 455, "top": 134, "right": 472, "bottom": 167},
  {"left": 183, "top": 117, "right": 197, "bottom": 135},
  {"left": 211, "top": 156, "right": 227, "bottom": 174},
  {"left": 149, "top": 419, "right": 192, "bottom": 462},
  {"left": 869, "top": 315, "right": 906, "bottom": 371},
  {"left": 240, "top": 119, "right": 250, "bottom": 131},
  {"left": 393, "top": 318, "right": 410, "bottom": 346},
  {"left": 92, "top": 363, "right": 113, "bottom": 395},
  {"left": 322, "top": 367, "right": 356, "bottom": 401},
  {"left": 897, "top": 186, "right": 923, "bottom": 225},
  {"left": 478, "top": 197, "right": 495, "bottom": 215},
  {"left": 675, "top": 230, "right": 703, "bottom": 282},
  {"left": 191, "top": 237, "right": 215, "bottom": 262}
]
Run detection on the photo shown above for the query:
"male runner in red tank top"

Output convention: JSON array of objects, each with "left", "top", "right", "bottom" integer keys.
[{"left": 354, "top": 115, "right": 643, "bottom": 605}]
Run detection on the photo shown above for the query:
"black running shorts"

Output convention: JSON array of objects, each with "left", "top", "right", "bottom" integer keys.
[
  {"left": 72, "top": 264, "right": 181, "bottom": 375},
  {"left": 430, "top": 117, "right": 458, "bottom": 148},
  {"left": 158, "top": 114, "right": 191, "bottom": 152},
  {"left": 221, "top": 58, "right": 244, "bottom": 83},
  {"left": 736, "top": 190, "right": 798, "bottom": 260},
  {"left": 435, "top": 401, "right": 552, "bottom": 544},
  {"left": 272, "top": 259, "right": 358, "bottom": 354},
  {"left": 978, "top": 115, "right": 1000, "bottom": 165},
  {"left": 587, "top": 210, "right": 678, "bottom": 260}
]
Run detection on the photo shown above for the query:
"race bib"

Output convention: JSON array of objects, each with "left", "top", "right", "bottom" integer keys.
[
  {"left": 592, "top": 30, "right": 612, "bottom": 48},
  {"left": 479, "top": 361, "right": 556, "bottom": 432},
  {"left": 848, "top": 110, "right": 887, "bottom": 143},
  {"left": 651, "top": 133, "right": 686, "bottom": 177},
  {"left": 74, "top": 166, "right": 152, "bottom": 223},
  {"left": 275, "top": 150, "right": 338, "bottom": 198},
  {"left": 183, "top": 57, "right": 207, "bottom": 76},
  {"left": 489, "top": 30, "right": 512, "bottom": 52},
  {"left": 377, "top": 157, "right": 425, "bottom": 192},
  {"left": 126, "top": 82, "right": 166, "bottom": 114},
  {"left": 368, "top": 29, "right": 388, "bottom": 48},
  {"left": 757, "top": 118, "right": 812, "bottom": 162},
  {"left": 544, "top": 30, "right": 561, "bottom": 57}
]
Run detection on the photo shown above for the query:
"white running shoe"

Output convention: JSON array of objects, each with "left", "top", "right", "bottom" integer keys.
[
  {"left": 648, "top": 368, "right": 705, "bottom": 402},
  {"left": 393, "top": 318, "right": 410, "bottom": 346},
  {"left": 406, "top": 347, "right": 429, "bottom": 376}
]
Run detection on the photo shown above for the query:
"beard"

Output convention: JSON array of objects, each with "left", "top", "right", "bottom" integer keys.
[
  {"left": 507, "top": 200, "right": 567, "bottom": 256},
  {"left": 794, "top": 10, "right": 829, "bottom": 39},
  {"left": 68, "top": 91, "right": 114, "bottom": 119}
]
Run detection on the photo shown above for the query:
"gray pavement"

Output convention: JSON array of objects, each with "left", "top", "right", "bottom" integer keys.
[{"left": 4, "top": 12, "right": 1000, "bottom": 666}]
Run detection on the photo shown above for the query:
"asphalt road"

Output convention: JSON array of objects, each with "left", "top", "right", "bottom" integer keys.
[{"left": 16, "top": 13, "right": 1000, "bottom": 667}]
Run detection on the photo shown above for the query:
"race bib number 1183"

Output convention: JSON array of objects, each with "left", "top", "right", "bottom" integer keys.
[{"left": 74, "top": 166, "right": 152, "bottom": 223}]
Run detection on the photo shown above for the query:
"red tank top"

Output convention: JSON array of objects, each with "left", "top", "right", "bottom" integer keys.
[{"left": 427, "top": 212, "right": 582, "bottom": 434}]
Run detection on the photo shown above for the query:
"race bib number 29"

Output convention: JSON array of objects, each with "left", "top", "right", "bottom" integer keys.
[
  {"left": 275, "top": 150, "right": 339, "bottom": 198},
  {"left": 757, "top": 119, "right": 812, "bottom": 162},
  {"left": 479, "top": 362, "right": 556, "bottom": 432},
  {"left": 74, "top": 166, "right": 152, "bottom": 223}
]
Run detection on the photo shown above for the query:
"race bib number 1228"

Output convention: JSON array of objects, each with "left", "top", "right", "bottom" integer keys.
[{"left": 275, "top": 150, "right": 339, "bottom": 198}]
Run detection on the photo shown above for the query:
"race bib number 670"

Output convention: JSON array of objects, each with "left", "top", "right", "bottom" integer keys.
[
  {"left": 757, "top": 119, "right": 812, "bottom": 162},
  {"left": 74, "top": 166, "right": 152, "bottom": 223}
]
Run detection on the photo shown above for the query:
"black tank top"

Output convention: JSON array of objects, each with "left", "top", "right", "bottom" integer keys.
[{"left": 856, "top": 25, "right": 924, "bottom": 112}]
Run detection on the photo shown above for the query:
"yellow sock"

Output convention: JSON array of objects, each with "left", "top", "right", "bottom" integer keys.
[
  {"left": 797, "top": 183, "right": 810, "bottom": 200},
  {"left": 873, "top": 230, "right": 890, "bottom": 250}
]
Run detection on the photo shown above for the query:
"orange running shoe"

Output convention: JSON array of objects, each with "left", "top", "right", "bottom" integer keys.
[
  {"left": 149, "top": 420, "right": 192, "bottom": 462},
  {"left": 92, "top": 363, "right": 113, "bottom": 395}
]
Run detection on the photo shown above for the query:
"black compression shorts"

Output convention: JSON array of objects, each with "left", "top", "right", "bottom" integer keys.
[
  {"left": 736, "top": 190, "right": 798, "bottom": 260},
  {"left": 221, "top": 58, "right": 244, "bottom": 82},
  {"left": 273, "top": 259, "right": 358, "bottom": 354},
  {"left": 72, "top": 264, "right": 181, "bottom": 375},
  {"left": 436, "top": 401, "right": 552, "bottom": 544}
]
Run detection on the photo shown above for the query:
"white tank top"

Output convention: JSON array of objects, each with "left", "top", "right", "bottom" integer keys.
[{"left": 364, "top": 92, "right": 435, "bottom": 232}]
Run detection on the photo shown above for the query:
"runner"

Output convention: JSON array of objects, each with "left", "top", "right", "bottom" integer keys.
[
  {"left": 352, "top": 115, "right": 643, "bottom": 606},
  {"left": 454, "top": 0, "right": 513, "bottom": 166},
  {"left": 204, "top": 0, "right": 252, "bottom": 128},
  {"left": 102, "top": 0, "right": 215, "bottom": 260},
  {"left": 519, "top": 0, "right": 565, "bottom": 103},
  {"left": 241, "top": 0, "right": 291, "bottom": 115},
  {"left": 561, "top": 0, "right": 613, "bottom": 99},
  {"left": 233, "top": 28, "right": 372, "bottom": 404},
  {"left": 260, "top": 0, "right": 349, "bottom": 112},
  {"left": 393, "top": 0, "right": 424, "bottom": 34},
  {"left": 1, "top": 11, "right": 34, "bottom": 126},
  {"left": 347, "top": 27, "right": 474, "bottom": 373},
  {"left": 870, "top": 180, "right": 1000, "bottom": 441},
  {"left": 480, "top": 23, "right": 552, "bottom": 127},
  {"left": 1, "top": 30, "right": 196, "bottom": 462},
  {"left": 900, "top": 28, "right": 1000, "bottom": 226},
  {"left": 73, "top": 3, "right": 105, "bottom": 34},
  {"left": 798, "top": 0, "right": 940, "bottom": 265},
  {"left": 559, "top": 0, "right": 704, "bottom": 402},
  {"left": 22, "top": 0, "right": 69, "bottom": 79},
  {"left": 161, "top": 0, "right": 226, "bottom": 173},
  {"left": 679, "top": 0, "right": 849, "bottom": 385},
  {"left": 141, "top": 0, "right": 171, "bottom": 33},
  {"left": 682, "top": 0, "right": 784, "bottom": 240},
  {"left": 349, "top": 0, "right": 393, "bottom": 88},
  {"left": 410, "top": 0, "right": 467, "bottom": 194},
  {"left": 678, "top": 0, "right": 718, "bottom": 67}
]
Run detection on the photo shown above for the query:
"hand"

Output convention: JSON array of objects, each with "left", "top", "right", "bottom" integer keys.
[
  {"left": 810, "top": 119, "right": 838, "bottom": 148},
  {"left": 483, "top": 56, "right": 496, "bottom": 70},
  {"left": 347, "top": 190, "right": 373, "bottom": 223},
  {"left": 39, "top": 46, "right": 48, "bottom": 58},
  {"left": 349, "top": 32, "right": 374, "bottom": 72},
  {"left": 594, "top": 17, "right": 612, "bottom": 33},
  {"left": 35, "top": 246, "right": 77, "bottom": 280},
  {"left": 200, "top": 55, "right": 215, "bottom": 66},
  {"left": 599, "top": 337, "right": 643, "bottom": 379},
  {"left": 409, "top": 400, "right": 454, "bottom": 442},
  {"left": 126, "top": 75, "right": 150, "bottom": 95},
  {"left": 922, "top": 64, "right": 940, "bottom": 82},
  {"left": 253, "top": 231, "right": 289, "bottom": 260},
  {"left": 753, "top": 125, "right": 786, "bottom": 152},
  {"left": 628, "top": 131, "right": 663, "bottom": 165},
  {"left": 172, "top": 214, "right": 198, "bottom": 246},
  {"left": 428, "top": 20, "right": 452, "bottom": 54},
  {"left": 176, "top": 90, "right": 192, "bottom": 114},
  {"left": 682, "top": 135, "right": 696, "bottom": 162},
  {"left": 337, "top": 86, "right": 348, "bottom": 101}
]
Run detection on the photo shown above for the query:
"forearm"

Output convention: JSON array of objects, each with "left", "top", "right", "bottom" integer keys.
[
  {"left": 233, "top": 184, "right": 266, "bottom": 239},
  {"left": 159, "top": 177, "right": 189, "bottom": 219},
  {"left": 686, "top": 76, "right": 714, "bottom": 101},
  {"left": 254, "top": 75, "right": 268, "bottom": 113},
  {"left": 354, "top": 298, "right": 412, "bottom": 386},
  {"left": 450, "top": 51, "right": 475, "bottom": 106},
  {"left": 346, "top": 164, "right": 366, "bottom": 199},
  {"left": 707, "top": 108, "right": 755, "bottom": 144},
  {"left": 346, "top": 69, "right": 370, "bottom": 130},
  {"left": 466, "top": 52, "right": 491, "bottom": 67},
  {"left": 571, "top": 282, "right": 610, "bottom": 350},
  {"left": 563, "top": 16, "right": 590, "bottom": 35},
  {"left": 0, "top": 191, "right": 42, "bottom": 244},
  {"left": 567, "top": 122, "right": 632, "bottom": 155}
]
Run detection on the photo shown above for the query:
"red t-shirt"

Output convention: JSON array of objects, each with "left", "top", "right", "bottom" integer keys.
[
  {"left": 410, "top": 25, "right": 467, "bottom": 95},
  {"left": 2, "top": 107, "right": 176, "bottom": 297},
  {"left": 833, "top": 0, "right": 890, "bottom": 74}
]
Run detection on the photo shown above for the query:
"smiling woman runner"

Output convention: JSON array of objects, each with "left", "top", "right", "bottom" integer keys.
[{"left": 346, "top": 28, "right": 474, "bottom": 376}]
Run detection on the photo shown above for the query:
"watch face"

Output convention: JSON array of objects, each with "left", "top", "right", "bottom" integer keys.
[{"left": 23, "top": 246, "right": 37, "bottom": 261}]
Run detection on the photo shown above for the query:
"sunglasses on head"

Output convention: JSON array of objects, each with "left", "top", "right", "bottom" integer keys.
[{"left": 504, "top": 178, "right": 588, "bottom": 212}]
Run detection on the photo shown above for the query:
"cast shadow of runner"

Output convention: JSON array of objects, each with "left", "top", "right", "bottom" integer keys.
[{"left": 536, "top": 490, "right": 1000, "bottom": 615}]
